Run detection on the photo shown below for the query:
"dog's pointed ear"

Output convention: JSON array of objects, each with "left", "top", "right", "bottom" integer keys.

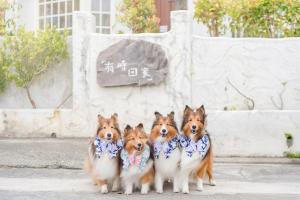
[
  {"left": 124, "top": 124, "right": 132, "bottom": 137},
  {"left": 111, "top": 113, "right": 118, "bottom": 121},
  {"left": 197, "top": 105, "right": 205, "bottom": 114},
  {"left": 184, "top": 105, "right": 192, "bottom": 115},
  {"left": 168, "top": 111, "right": 175, "bottom": 120},
  {"left": 154, "top": 111, "right": 162, "bottom": 119},
  {"left": 137, "top": 123, "right": 144, "bottom": 130},
  {"left": 97, "top": 114, "right": 105, "bottom": 124}
]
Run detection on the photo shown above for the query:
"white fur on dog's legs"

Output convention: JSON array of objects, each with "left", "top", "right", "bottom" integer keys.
[
  {"left": 173, "top": 174, "right": 180, "bottom": 193},
  {"left": 155, "top": 173, "right": 163, "bottom": 193},
  {"left": 111, "top": 177, "right": 120, "bottom": 192},
  {"left": 124, "top": 181, "right": 133, "bottom": 195},
  {"left": 181, "top": 173, "right": 189, "bottom": 194},
  {"left": 197, "top": 179, "right": 204, "bottom": 191},
  {"left": 101, "top": 184, "right": 108, "bottom": 194},
  {"left": 141, "top": 183, "right": 150, "bottom": 194}
]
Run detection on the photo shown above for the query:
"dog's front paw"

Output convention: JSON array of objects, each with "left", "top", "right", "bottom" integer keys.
[
  {"left": 101, "top": 185, "right": 108, "bottom": 194},
  {"left": 209, "top": 179, "right": 216, "bottom": 186},
  {"left": 173, "top": 188, "right": 180, "bottom": 193},
  {"left": 197, "top": 179, "right": 204, "bottom": 191},
  {"left": 156, "top": 188, "right": 163, "bottom": 194},
  {"left": 141, "top": 183, "right": 149, "bottom": 194},
  {"left": 124, "top": 190, "right": 133, "bottom": 195},
  {"left": 182, "top": 187, "right": 189, "bottom": 194}
]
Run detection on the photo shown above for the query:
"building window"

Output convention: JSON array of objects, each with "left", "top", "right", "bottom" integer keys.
[
  {"left": 38, "top": 0, "right": 80, "bottom": 34},
  {"left": 91, "top": 0, "right": 111, "bottom": 34}
]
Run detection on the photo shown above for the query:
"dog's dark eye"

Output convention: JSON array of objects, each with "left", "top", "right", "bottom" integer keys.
[
  {"left": 103, "top": 126, "right": 106, "bottom": 129},
  {"left": 197, "top": 119, "right": 200, "bottom": 121},
  {"left": 189, "top": 119, "right": 192, "bottom": 122},
  {"left": 111, "top": 126, "right": 114, "bottom": 129},
  {"left": 160, "top": 124, "right": 162, "bottom": 126}
]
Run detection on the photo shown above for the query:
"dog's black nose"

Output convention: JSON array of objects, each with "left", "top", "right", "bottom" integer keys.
[
  {"left": 107, "top": 133, "right": 112, "bottom": 137},
  {"left": 137, "top": 143, "right": 142, "bottom": 147},
  {"left": 192, "top": 125, "right": 196, "bottom": 130},
  {"left": 162, "top": 129, "right": 167, "bottom": 133}
]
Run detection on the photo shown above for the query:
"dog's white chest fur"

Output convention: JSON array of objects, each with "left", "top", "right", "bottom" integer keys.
[
  {"left": 155, "top": 147, "right": 181, "bottom": 179},
  {"left": 181, "top": 150, "right": 201, "bottom": 172},
  {"left": 121, "top": 159, "right": 153, "bottom": 186},
  {"left": 93, "top": 153, "right": 118, "bottom": 180}
]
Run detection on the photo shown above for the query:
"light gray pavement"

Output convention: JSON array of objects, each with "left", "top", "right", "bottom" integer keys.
[{"left": 0, "top": 138, "right": 300, "bottom": 199}]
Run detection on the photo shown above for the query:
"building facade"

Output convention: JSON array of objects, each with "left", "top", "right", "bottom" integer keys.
[{"left": 12, "top": 0, "right": 188, "bottom": 34}]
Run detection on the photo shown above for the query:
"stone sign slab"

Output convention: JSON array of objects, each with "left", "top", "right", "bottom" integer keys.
[{"left": 96, "top": 39, "right": 168, "bottom": 87}]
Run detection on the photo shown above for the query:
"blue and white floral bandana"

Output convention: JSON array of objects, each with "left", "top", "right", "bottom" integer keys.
[
  {"left": 179, "top": 134, "right": 210, "bottom": 158},
  {"left": 94, "top": 136, "right": 123, "bottom": 159},
  {"left": 121, "top": 145, "right": 150, "bottom": 171},
  {"left": 153, "top": 135, "right": 180, "bottom": 159}
]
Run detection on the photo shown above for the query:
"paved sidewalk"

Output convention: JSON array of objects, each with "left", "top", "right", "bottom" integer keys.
[
  {"left": 0, "top": 138, "right": 299, "bottom": 199},
  {"left": 0, "top": 163, "right": 300, "bottom": 200}
]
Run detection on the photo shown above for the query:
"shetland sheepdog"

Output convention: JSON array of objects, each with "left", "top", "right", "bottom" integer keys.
[
  {"left": 84, "top": 113, "right": 123, "bottom": 194},
  {"left": 180, "top": 105, "right": 215, "bottom": 193},
  {"left": 120, "top": 123, "right": 154, "bottom": 195},
  {"left": 150, "top": 111, "right": 181, "bottom": 193}
]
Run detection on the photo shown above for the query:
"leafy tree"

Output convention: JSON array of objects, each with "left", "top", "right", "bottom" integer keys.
[
  {"left": 0, "top": 0, "right": 9, "bottom": 35},
  {"left": 195, "top": 0, "right": 300, "bottom": 37},
  {"left": 2, "top": 27, "right": 69, "bottom": 108},
  {"left": 194, "top": 0, "right": 227, "bottom": 37},
  {"left": 117, "top": 0, "right": 160, "bottom": 33}
]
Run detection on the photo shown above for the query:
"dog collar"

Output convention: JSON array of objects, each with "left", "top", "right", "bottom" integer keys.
[
  {"left": 121, "top": 145, "right": 150, "bottom": 171},
  {"left": 179, "top": 134, "right": 210, "bottom": 158},
  {"left": 94, "top": 136, "right": 123, "bottom": 159},
  {"left": 153, "top": 135, "right": 180, "bottom": 159}
]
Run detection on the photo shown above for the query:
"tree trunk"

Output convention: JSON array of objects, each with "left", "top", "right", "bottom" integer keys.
[{"left": 25, "top": 86, "right": 37, "bottom": 109}]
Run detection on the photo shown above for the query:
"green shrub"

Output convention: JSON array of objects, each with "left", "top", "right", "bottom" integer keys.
[
  {"left": 194, "top": 0, "right": 227, "bottom": 37},
  {"left": 0, "top": 49, "right": 10, "bottom": 93},
  {"left": 117, "top": 0, "right": 160, "bottom": 33},
  {"left": 2, "top": 27, "right": 69, "bottom": 108}
]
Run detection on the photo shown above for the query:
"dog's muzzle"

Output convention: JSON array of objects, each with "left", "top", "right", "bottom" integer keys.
[{"left": 160, "top": 126, "right": 168, "bottom": 137}]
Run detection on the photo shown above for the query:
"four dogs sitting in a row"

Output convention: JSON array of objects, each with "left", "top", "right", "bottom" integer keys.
[{"left": 84, "top": 105, "right": 215, "bottom": 195}]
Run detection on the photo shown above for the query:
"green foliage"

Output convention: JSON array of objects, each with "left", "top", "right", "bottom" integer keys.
[
  {"left": 194, "top": 0, "right": 300, "bottom": 37},
  {"left": 0, "top": 27, "right": 68, "bottom": 107},
  {"left": 3, "top": 27, "right": 68, "bottom": 88},
  {"left": 117, "top": 0, "right": 160, "bottom": 33},
  {"left": 284, "top": 151, "right": 300, "bottom": 158},
  {"left": 284, "top": 132, "right": 293, "bottom": 140},
  {"left": 194, "top": 0, "right": 227, "bottom": 37},
  {"left": 0, "top": 0, "right": 9, "bottom": 35},
  {"left": 0, "top": 49, "right": 10, "bottom": 93}
]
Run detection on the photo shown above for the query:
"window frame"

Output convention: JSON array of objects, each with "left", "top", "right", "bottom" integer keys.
[
  {"left": 38, "top": 0, "right": 80, "bottom": 34},
  {"left": 91, "top": 0, "right": 112, "bottom": 34}
]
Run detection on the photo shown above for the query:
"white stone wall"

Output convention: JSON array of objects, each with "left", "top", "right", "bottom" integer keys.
[{"left": 0, "top": 11, "right": 299, "bottom": 157}]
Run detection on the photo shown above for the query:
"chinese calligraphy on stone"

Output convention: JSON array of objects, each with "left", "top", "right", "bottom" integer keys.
[{"left": 97, "top": 39, "right": 168, "bottom": 87}]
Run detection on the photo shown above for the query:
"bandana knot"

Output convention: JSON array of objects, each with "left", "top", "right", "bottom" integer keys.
[
  {"left": 179, "top": 134, "right": 210, "bottom": 158},
  {"left": 153, "top": 135, "right": 180, "bottom": 159},
  {"left": 121, "top": 145, "right": 150, "bottom": 171}
]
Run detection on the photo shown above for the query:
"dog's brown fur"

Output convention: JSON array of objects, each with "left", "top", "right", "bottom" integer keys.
[
  {"left": 84, "top": 113, "right": 122, "bottom": 189},
  {"left": 123, "top": 123, "right": 154, "bottom": 185},
  {"left": 150, "top": 111, "right": 178, "bottom": 142},
  {"left": 181, "top": 105, "right": 214, "bottom": 185}
]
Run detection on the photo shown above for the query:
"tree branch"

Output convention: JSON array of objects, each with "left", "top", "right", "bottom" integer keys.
[{"left": 227, "top": 78, "right": 255, "bottom": 110}]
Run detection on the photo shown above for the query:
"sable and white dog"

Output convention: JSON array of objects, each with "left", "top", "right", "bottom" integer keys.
[
  {"left": 150, "top": 111, "right": 181, "bottom": 193},
  {"left": 120, "top": 123, "right": 154, "bottom": 195},
  {"left": 179, "top": 105, "right": 215, "bottom": 194},
  {"left": 84, "top": 113, "right": 123, "bottom": 194}
]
